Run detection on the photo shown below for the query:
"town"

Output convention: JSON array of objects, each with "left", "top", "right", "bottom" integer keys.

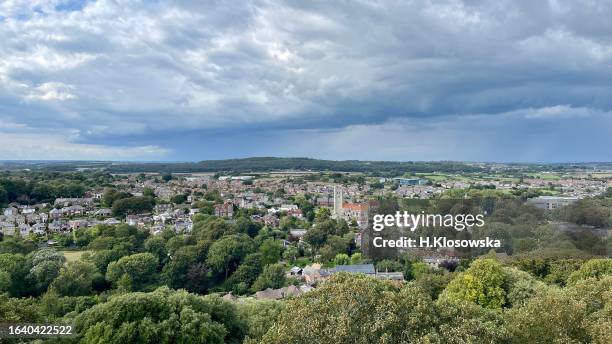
[
  {"left": 1, "top": 162, "right": 610, "bottom": 304},
  {"left": 2, "top": 169, "right": 609, "bottom": 239}
]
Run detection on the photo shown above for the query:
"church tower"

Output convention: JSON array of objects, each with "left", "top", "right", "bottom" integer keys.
[{"left": 333, "top": 185, "right": 343, "bottom": 217}]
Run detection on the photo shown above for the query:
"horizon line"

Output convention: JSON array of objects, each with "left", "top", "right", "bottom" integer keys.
[{"left": 0, "top": 157, "right": 610, "bottom": 165}]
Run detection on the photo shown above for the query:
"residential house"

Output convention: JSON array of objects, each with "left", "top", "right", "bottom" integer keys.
[
  {"left": 32, "top": 223, "right": 46, "bottom": 235},
  {"left": 104, "top": 218, "right": 121, "bottom": 225},
  {"left": 280, "top": 204, "right": 298, "bottom": 212},
  {"left": 54, "top": 198, "right": 93, "bottom": 207},
  {"left": 1, "top": 222, "right": 16, "bottom": 236},
  {"left": 69, "top": 219, "right": 89, "bottom": 231},
  {"left": 14, "top": 215, "right": 25, "bottom": 225},
  {"left": 214, "top": 202, "right": 234, "bottom": 218},
  {"left": 328, "top": 264, "right": 376, "bottom": 276},
  {"left": 423, "top": 256, "right": 460, "bottom": 269},
  {"left": 375, "top": 272, "right": 405, "bottom": 281},
  {"left": 3, "top": 206, "right": 18, "bottom": 217},
  {"left": 316, "top": 195, "right": 334, "bottom": 207},
  {"left": 154, "top": 203, "right": 173, "bottom": 213},
  {"left": 126, "top": 215, "right": 139, "bottom": 226},
  {"left": 263, "top": 214, "right": 279, "bottom": 227},
  {"left": 20, "top": 206, "right": 36, "bottom": 214},
  {"left": 286, "top": 208, "right": 303, "bottom": 219},
  {"left": 94, "top": 208, "right": 112, "bottom": 217},
  {"left": 289, "top": 229, "right": 307, "bottom": 241},
  {"left": 49, "top": 220, "right": 69, "bottom": 232},
  {"left": 67, "top": 205, "right": 85, "bottom": 216},
  {"left": 526, "top": 196, "right": 579, "bottom": 210},
  {"left": 19, "top": 223, "right": 31, "bottom": 237},
  {"left": 49, "top": 208, "right": 63, "bottom": 219},
  {"left": 174, "top": 219, "right": 193, "bottom": 233}
]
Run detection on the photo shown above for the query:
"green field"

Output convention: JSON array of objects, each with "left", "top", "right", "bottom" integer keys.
[
  {"left": 525, "top": 172, "right": 563, "bottom": 180},
  {"left": 415, "top": 173, "right": 449, "bottom": 182},
  {"left": 61, "top": 250, "right": 89, "bottom": 263}
]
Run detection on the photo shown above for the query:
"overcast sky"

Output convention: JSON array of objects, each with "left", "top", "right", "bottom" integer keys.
[{"left": 0, "top": 0, "right": 611, "bottom": 162}]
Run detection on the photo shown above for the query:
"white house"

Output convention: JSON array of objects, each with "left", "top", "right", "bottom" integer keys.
[
  {"left": 3, "top": 207, "right": 18, "bottom": 217},
  {"left": 19, "top": 223, "right": 31, "bottom": 237}
]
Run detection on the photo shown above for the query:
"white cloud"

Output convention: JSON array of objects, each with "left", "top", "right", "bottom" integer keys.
[
  {"left": 0, "top": 132, "right": 170, "bottom": 160},
  {"left": 521, "top": 105, "right": 603, "bottom": 119},
  {"left": 26, "top": 82, "right": 77, "bottom": 101}
]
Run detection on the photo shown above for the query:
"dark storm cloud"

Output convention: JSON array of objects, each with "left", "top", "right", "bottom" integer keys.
[{"left": 0, "top": 0, "right": 610, "bottom": 160}]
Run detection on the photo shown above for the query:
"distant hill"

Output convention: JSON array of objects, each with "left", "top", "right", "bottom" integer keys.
[
  {"left": 1, "top": 157, "right": 610, "bottom": 175},
  {"left": 103, "top": 157, "right": 484, "bottom": 174}
]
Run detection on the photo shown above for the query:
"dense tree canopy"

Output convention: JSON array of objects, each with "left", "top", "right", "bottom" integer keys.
[
  {"left": 206, "top": 234, "right": 255, "bottom": 279},
  {"left": 0, "top": 176, "right": 86, "bottom": 205},
  {"left": 74, "top": 287, "right": 246, "bottom": 344},
  {"left": 106, "top": 253, "right": 158, "bottom": 291},
  {"left": 440, "top": 258, "right": 507, "bottom": 309},
  {"left": 111, "top": 196, "right": 154, "bottom": 217},
  {"left": 51, "top": 261, "right": 103, "bottom": 297}
]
